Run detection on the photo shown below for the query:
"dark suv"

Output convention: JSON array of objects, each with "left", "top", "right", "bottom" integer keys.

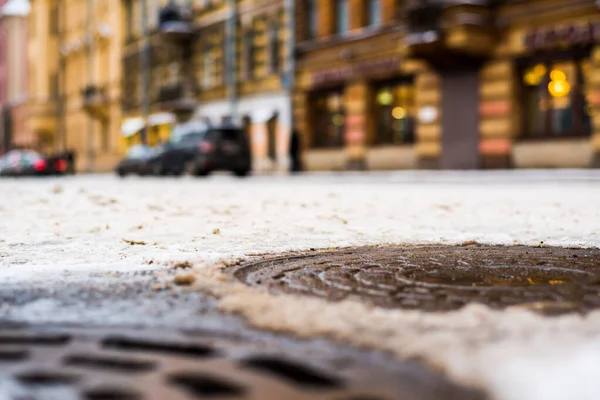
[
  {"left": 190, "top": 126, "right": 251, "bottom": 177},
  {"left": 147, "top": 121, "right": 210, "bottom": 176}
]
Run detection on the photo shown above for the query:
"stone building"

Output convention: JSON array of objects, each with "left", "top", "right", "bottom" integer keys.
[
  {"left": 294, "top": 0, "right": 600, "bottom": 170},
  {"left": 28, "top": 0, "right": 123, "bottom": 172},
  {"left": 121, "top": 0, "right": 293, "bottom": 172},
  {"left": 0, "top": 0, "right": 30, "bottom": 154}
]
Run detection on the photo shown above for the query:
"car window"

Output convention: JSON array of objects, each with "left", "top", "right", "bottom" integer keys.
[
  {"left": 215, "top": 129, "right": 244, "bottom": 142},
  {"left": 180, "top": 132, "right": 206, "bottom": 144},
  {"left": 127, "top": 145, "right": 152, "bottom": 158}
]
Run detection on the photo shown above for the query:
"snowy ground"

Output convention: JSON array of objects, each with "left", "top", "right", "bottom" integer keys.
[{"left": 1, "top": 171, "right": 600, "bottom": 400}]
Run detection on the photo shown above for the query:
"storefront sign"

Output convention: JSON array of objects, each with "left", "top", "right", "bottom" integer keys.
[
  {"left": 523, "top": 22, "right": 600, "bottom": 50},
  {"left": 311, "top": 57, "right": 401, "bottom": 87}
]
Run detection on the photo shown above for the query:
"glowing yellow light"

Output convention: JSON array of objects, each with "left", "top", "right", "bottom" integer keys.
[
  {"left": 548, "top": 80, "right": 571, "bottom": 98},
  {"left": 550, "top": 70, "right": 566, "bottom": 82},
  {"left": 377, "top": 90, "right": 393, "bottom": 106},
  {"left": 392, "top": 107, "right": 406, "bottom": 119},
  {"left": 533, "top": 64, "right": 546, "bottom": 76},
  {"left": 332, "top": 114, "right": 344, "bottom": 126},
  {"left": 523, "top": 71, "right": 542, "bottom": 86}
]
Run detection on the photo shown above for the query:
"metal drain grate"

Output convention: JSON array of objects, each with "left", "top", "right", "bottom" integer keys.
[
  {"left": 0, "top": 325, "right": 486, "bottom": 400},
  {"left": 230, "top": 245, "right": 600, "bottom": 314}
]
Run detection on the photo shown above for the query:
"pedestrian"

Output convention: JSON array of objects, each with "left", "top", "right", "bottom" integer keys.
[{"left": 289, "top": 129, "right": 301, "bottom": 173}]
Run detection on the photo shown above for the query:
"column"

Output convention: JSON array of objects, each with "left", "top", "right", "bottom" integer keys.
[
  {"left": 317, "top": 0, "right": 334, "bottom": 38},
  {"left": 414, "top": 70, "right": 441, "bottom": 169},
  {"left": 344, "top": 81, "right": 369, "bottom": 170},
  {"left": 349, "top": 0, "right": 362, "bottom": 30},
  {"left": 479, "top": 60, "right": 515, "bottom": 168},
  {"left": 381, "top": 0, "right": 396, "bottom": 25},
  {"left": 589, "top": 46, "right": 600, "bottom": 168}
]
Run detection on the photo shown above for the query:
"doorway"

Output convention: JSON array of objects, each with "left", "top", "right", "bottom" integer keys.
[
  {"left": 266, "top": 112, "right": 278, "bottom": 161},
  {"left": 440, "top": 70, "right": 480, "bottom": 170}
]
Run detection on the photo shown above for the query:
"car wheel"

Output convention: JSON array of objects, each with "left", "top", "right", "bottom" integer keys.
[
  {"left": 184, "top": 161, "right": 196, "bottom": 176},
  {"left": 233, "top": 169, "right": 250, "bottom": 178},
  {"left": 151, "top": 162, "right": 165, "bottom": 176},
  {"left": 117, "top": 169, "right": 127, "bottom": 177},
  {"left": 194, "top": 169, "right": 210, "bottom": 177}
]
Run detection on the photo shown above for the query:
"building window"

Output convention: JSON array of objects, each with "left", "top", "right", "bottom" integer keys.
[
  {"left": 50, "top": 5, "right": 59, "bottom": 35},
  {"left": 269, "top": 22, "right": 280, "bottom": 74},
  {"left": 372, "top": 79, "right": 416, "bottom": 145},
  {"left": 125, "top": 0, "right": 134, "bottom": 39},
  {"left": 311, "top": 90, "right": 346, "bottom": 148},
  {"left": 203, "top": 51, "right": 215, "bottom": 88},
  {"left": 307, "top": 0, "right": 318, "bottom": 39},
  {"left": 335, "top": 0, "right": 349, "bottom": 34},
  {"left": 520, "top": 60, "right": 591, "bottom": 139},
  {"left": 366, "top": 0, "right": 381, "bottom": 27},
  {"left": 245, "top": 27, "right": 255, "bottom": 79}
]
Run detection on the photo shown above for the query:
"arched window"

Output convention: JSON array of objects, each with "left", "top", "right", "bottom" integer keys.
[
  {"left": 366, "top": 0, "right": 381, "bottom": 27},
  {"left": 306, "top": 0, "right": 318, "bottom": 40}
]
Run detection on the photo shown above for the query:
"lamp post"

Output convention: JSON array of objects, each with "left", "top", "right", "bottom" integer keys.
[
  {"left": 140, "top": 0, "right": 150, "bottom": 144},
  {"left": 225, "top": 0, "right": 237, "bottom": 122},
  {"left": 86, "top": 0, "right": 95, "bottom": 172},
  {"left": 57, "top": 0, "right": 66, "bottom": 153},
  {"left": 284, "top": 0, "right": 295, "bottom": 130}
]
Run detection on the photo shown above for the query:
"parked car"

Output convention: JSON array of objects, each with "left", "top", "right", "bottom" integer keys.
[
  {"left": 146, "top": 121, "right": 210, "bottom": 176},
  {"left": 0, "top": 150, "right": 72, "bottom": 177},
  {"left": 190, "top": 126, "right": 251, "bottom": 177},
  {"left": 115, "top": 145, "right": 155, "bottom": 177}
]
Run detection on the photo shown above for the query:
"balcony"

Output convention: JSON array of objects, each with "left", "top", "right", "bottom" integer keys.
[
  {"left": 156, "top": 82, "right": 197, "bottom": 119},
  {"left": 157, "top": 3, "right": 194, "bottom": 43},
  {"left": 81, "top": 85, "right": 109, "bottom": 118},
  {"left": 403, "top": 0, "right": 497, "bottom": 69}
]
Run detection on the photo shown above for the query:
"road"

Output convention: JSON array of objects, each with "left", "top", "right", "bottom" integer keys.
[{"left": 0, "top": 170, "right": 599, "bottom": 400}]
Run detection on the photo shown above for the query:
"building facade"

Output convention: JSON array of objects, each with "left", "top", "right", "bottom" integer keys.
[
  {"left": 28, "top": 0, "right": 123, "bottom": 172},
  {"left": 295, "top": 0, "right": 600, "bottom": 170},
  {"left": 121, "top": 0, "right": 294, "bottom": 172},
  {"left": 0, "top": 0, "right": 30, "bottom": 154}
]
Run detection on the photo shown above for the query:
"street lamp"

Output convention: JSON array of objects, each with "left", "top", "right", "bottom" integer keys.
[
  {"left": 86, "top": 0, "right": 95, "bottom": 172},
  {"left": 226, "top": 0, "right": 238, "bottom": 122},
  {"left": 140, "top": 0, "right": 150, "bottom": 145}
]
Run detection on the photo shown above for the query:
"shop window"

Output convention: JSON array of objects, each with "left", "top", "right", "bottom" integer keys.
[
  {"left": 372, "top": 80, "right": 416, "bottom": 145},
  {"left": 310, "top": 90, "right": 346, "bottom": 148},
  {"left": 521, "top": 60, "right": 591, "bottom": 139},
  {"left": 335, "top": 0, "right": 349, "bottom": 34},
  {"left": 366, "top": 0, "right": 381, "bottom": 28}
]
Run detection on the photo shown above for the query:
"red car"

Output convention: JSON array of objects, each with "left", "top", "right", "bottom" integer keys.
[{"left": 0, "top": 150, "right": 74, "bottom": 177}]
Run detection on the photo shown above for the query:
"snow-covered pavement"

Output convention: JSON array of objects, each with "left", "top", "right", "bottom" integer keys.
[{"left": 0, "top": 171, "right": 599, "bottom": 400}]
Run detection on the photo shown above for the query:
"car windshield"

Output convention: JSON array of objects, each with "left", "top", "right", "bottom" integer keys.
[
  {"left": 169, "top": 120, "right": 209, "bottom": 144},
  {"left": 127, "top": 145, "right": 152, "bottom": 159}
]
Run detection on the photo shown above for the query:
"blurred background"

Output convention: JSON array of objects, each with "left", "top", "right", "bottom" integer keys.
[{"left": 1, "top": 0, "right": 600, "bottom": 175}]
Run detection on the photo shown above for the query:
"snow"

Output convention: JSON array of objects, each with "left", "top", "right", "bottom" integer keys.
[{"left": 0, "top": 171, "right": 600, "bottom": 400}]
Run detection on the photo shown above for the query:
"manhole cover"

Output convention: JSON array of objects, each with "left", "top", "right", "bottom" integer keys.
[
  {"left": 0, "top": 325, "right": 485, "bottom": 400},
  {"left": 230, "top": 245, "right": 600, "bottom": 314}
]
